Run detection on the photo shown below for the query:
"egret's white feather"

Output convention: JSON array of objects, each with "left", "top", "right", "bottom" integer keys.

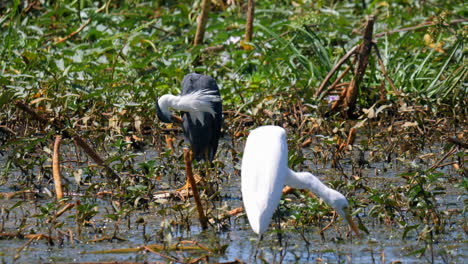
[{"left": 241, "top": 126, "right": 288, "bottom": 234}]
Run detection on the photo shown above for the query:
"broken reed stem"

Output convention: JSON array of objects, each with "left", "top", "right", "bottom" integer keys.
[
  {"left": 183, "top": 149, "right": 208, "bottom": 230},
  {"left": 194, "top": 0, "right": 211, "bottom": 45},
  {"left": 344, "top": 15, "right": 375, "bottom": 116},
  {"left": 52, "top": 135, "right": 64, "bottom": 201},
  {"left": 244, "top": 0, "right": 255, "bottom": 42}
]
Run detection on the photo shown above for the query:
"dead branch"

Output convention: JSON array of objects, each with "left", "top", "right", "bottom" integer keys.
[
  {"left": 320, "top": 211, "right": 337, "bottom": 234},
  {"left": 429, "top": 146, "right": 458, "bottom": 170},
  {"left": 55, "top": 203, "right": 75, "bottom": 218},
  {"left": 194, "top": 0, "right": 211, "bottom": 45},
  {"left": 343, "top": 15, "right": 375, "bottom": 116}
]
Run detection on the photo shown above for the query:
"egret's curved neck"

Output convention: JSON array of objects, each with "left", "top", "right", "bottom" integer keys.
[{"left": 285, "top": 169, "right": 335, "bottom": 205}]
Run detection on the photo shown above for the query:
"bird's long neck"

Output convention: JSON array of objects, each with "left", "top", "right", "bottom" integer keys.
[
  {"left": 158, "top": 94, "right": 179, "bottom": 118},
  {"left": 285, "top": 169, "right": 335, "bottom": 205}
]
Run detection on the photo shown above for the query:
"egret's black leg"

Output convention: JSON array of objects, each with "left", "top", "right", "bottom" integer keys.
[
  {"left": 254, "top": 234, "right": 263, "bottom": 258},
  {"left": 274, "top": 209, "right": 283, "bottom": 247}
]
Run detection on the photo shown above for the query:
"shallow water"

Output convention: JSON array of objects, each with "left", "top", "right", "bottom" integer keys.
[{"left": 0, "top": 137, "right": 466, "bottom": 263}]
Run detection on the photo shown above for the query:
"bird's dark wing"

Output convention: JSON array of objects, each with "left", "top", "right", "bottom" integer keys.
[
  {"left": 181, "top": 73, "right": 221, "bottom": 96},
  {"left": 181, "top": 73, "right": 222, "bottom": 162}
]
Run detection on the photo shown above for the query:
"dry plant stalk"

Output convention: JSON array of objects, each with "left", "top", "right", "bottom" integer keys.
[
  {"left": 316, "top": 16, "right": 398, "bottom": 118},
  {"left": 52, "top": 135, "right": 64, "bottom": 201},
  {"left": 194, "top": 0, "right": 211, "bottom": 45},
  {"left": 183, "top": 148, "right": 208, "bottom": 230},
  {"left": 339, "top": 15, "right": 375, "bottom": 116},
  {"left": 244, "top": 0, "right": 255, "bottom": 42}
]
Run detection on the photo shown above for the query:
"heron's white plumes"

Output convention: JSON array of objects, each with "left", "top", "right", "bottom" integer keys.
[
  {"left": 175, "top": 89, "right": 221, "bottom": 125},
  {"left": 158, "top": 94, "right": 177, "bottom": 121}
]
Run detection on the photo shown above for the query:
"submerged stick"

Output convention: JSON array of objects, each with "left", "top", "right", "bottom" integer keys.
[
  {"left": 52, "top": 135, "right": 64, "bottom": 201},
  {"left": 184, "top": 148, "right": 208, "bottom": 230},
  {"left": 194, "top": 0, "right": 211, "bottom": 45}
]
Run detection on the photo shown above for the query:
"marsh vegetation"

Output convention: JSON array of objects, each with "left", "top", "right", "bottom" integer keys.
[{"left": 0, "top": 0, "right": 466, "bottom": 263}]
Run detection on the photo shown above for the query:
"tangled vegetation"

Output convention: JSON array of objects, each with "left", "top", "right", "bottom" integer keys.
[{"left": 0, "top": 0, "right": 466, "bottom": 263}]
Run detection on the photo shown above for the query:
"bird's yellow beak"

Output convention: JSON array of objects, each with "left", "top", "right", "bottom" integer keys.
[
  {"left": 172, "top": 115, "right": 183, "bottom": 123},
  {"left": 344, "top": 208, "right": 360, "bottom": 237}
]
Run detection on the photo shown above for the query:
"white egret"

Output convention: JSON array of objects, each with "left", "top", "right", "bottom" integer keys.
[{"left": 241, "top": 125, "right": 360, "bottom": 236}]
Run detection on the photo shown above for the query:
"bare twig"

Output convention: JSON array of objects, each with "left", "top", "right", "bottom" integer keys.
[
  {"left": 430, "top": 146, "right": 457, "bottom": 170},
  {"left": 0, "top": 125, "right": 16, "bottom": 136},
  {"left": 144, "top": 246, "right": 179, "bottom": 262},
  {"left": 319, "top": 211, "right": 337, "bottom": 234},
  {"left": 315, "top": 44, "right": 359, "bottom": 98},
  {"left": 318, "top": 65, "right": 353, "bottom": 100},
  {"left": 375, "top": 18, "right": 468, "bottom": 38},
  {"left": 54, "top": 19, "right": 91, "bottom": 44},
  {"left": 55, "top": 203, "right": 75, "bottom": 218}
]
